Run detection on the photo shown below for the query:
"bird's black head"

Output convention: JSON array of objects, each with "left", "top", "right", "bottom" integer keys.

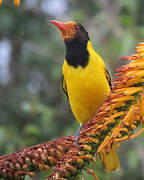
[
  {"left": 50, "top": 20, "right": 89, "bottom": 42},
  {"left": 51, "top": 20, "right": 90, "bottom": 68}
]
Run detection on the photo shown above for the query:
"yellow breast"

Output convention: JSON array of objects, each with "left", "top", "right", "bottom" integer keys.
[{"left": 62, "top": 41, "right": 110, "bottom": 125}]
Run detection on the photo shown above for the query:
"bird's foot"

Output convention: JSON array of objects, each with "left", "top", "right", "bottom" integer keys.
[{"left": 74, "top": 124, "right": 84, "bottom": 147}]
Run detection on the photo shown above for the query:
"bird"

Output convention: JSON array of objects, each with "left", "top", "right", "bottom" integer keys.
[{"left": 51, "top": 20, "right": 119, "bottom": 172}]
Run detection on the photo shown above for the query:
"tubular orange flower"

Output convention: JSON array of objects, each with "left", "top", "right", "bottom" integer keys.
[
  {"left": 14, "top": 0, "right": 20, "bottom": 6},
  {"left": 0, "top": 0, "right": 20, "bottom": 6}
]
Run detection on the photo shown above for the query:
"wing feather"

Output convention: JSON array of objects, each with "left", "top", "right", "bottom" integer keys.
[
  {"left": 105, "top": 68, "right": 112, "bottom": 90},
  {"left": 62, "top": 75, "right": 69, "bottom": 99}
]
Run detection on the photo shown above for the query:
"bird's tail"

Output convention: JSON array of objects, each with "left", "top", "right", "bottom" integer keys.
[{"left": 99, "top": 142, "right": 120, "bottom": 172}]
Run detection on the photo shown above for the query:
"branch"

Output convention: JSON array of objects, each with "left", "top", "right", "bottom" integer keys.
[
  {"left": 0, "top": 42, "right": 144, "bottom": 180},
  {"left": 0, "top": 136, "right": 74, "bottom": 179}
]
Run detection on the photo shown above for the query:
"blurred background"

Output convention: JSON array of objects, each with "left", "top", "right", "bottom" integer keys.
[{"left": 0, "top": 0, "right": 144, "bottom": 179}]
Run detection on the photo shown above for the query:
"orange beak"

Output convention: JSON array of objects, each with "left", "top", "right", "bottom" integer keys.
[{"left": 50, "top": 20, "right": 68, "bottom": 32}]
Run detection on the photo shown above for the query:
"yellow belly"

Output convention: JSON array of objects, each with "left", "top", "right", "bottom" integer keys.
[{"left": 62, "top": 42, "right": 110, "bottom": 125}]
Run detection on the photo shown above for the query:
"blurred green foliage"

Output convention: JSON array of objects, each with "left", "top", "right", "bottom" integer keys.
[{"left": 0, "top": 0, "right": 144, "bottom": 179}]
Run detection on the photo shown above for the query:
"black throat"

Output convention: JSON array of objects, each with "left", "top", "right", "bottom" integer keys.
[{"left": 65, "top": 39, "right": 89, "bottom": 68}]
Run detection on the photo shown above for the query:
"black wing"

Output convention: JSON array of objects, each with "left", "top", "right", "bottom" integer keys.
[
  {"left": 62, "top": 75, "right": 69, "bottom": 100},
  {"left": 105, "top": 68, "right": 112, "bottom": 90}
]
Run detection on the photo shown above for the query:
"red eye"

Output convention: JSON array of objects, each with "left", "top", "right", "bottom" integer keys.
[{"left": 75, "top": 26, "right": 80, "bottom": 31}]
